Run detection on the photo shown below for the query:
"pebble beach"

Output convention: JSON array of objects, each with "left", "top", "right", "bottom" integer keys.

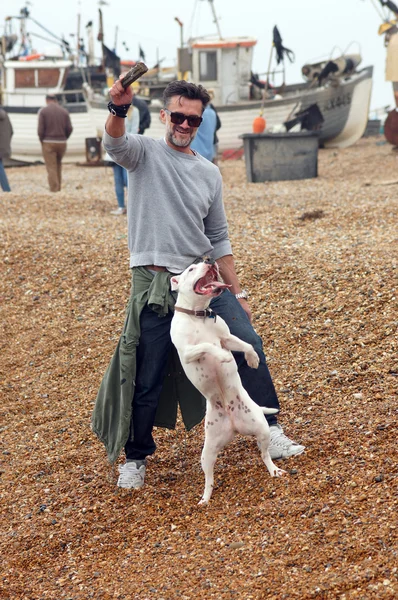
[{"left": 1, "top": 135, "right": 397, "bottom": 599}]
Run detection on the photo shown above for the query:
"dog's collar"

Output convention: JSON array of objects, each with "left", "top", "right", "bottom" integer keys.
[{"left": 174, "top": 306, "right": 217, "bottom": 321}]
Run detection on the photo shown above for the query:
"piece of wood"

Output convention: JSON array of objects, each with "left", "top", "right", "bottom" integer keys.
[{"left": 120, "top": 62, "right": 148, "bottom": 89}]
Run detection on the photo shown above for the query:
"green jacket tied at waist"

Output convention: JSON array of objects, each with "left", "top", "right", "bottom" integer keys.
[{"left": 91, "top": 267, "right": 206, "bottom": 463}]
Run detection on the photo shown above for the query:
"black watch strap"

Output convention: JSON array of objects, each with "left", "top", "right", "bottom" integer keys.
[{"left": 107, "top": 101, "right": 131, "bottom": 118}]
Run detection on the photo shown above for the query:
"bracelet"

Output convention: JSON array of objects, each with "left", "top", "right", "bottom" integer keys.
[
  {"left": 235, "top": 289, "right": 248, "bottom": 300},
  {"left": 107, "top": 101, "right": 131, "bottom": 118}
]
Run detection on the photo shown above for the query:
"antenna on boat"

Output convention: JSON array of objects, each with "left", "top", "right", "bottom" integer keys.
[
  {"left": 203, "top": 0, "right": 223, "bottom": 39},
  {"left": 114, "top": 26, "right": 118, "bottom": 54}
]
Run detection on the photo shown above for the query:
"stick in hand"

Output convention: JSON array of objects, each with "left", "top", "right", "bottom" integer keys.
[{"left": 120, "top": 62, "right": 148, "bottom": 89}]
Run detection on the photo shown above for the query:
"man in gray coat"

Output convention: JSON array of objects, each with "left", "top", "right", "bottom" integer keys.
[{"left": 0, "top": 109, "right": 13, "bottom": 192}]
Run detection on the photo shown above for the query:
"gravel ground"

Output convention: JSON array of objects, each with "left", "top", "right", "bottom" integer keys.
[{"left": 1, "top": 137, "right": 397, "bottom": 599}]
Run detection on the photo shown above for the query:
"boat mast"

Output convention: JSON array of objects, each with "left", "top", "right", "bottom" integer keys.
[
  {"left": 76, "top": 12, "right": 81, "bottom": 66},
  {"left": 207, "top": 0, "right": 223, "bottom": 39}
]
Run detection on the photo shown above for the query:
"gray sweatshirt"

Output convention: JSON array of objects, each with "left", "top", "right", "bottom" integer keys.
[{"left": 103, "top": 130, "right": 232, "bottom": 273}]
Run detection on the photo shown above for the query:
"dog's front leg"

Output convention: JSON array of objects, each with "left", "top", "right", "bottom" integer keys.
[
  {"left": 183, "top": 343, "right": 232, "bottom": 364},
  {"left": 221, "top": 335, "right": 259, "bottom": 369}
]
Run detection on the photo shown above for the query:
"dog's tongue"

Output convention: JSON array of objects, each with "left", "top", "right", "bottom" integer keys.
[
  {"left": 203, "top": 281, "right": 230, "bottom": 290},
  {"left": 194, "top": 269, "right": 231, "bottom": 295}
]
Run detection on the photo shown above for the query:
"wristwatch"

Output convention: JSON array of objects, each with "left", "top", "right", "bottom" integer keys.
[{"left": 235, "top": 289, "right": 248, "bottom": 300}]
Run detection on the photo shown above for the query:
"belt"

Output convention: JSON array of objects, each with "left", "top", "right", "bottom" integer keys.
[{"left": 144, "top": 265, "right": 168, "bottom": 272}]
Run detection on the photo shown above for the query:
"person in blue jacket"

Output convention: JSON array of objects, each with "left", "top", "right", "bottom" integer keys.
[{"left": 191, "top": 104, "right": 217, "bottom": 162}]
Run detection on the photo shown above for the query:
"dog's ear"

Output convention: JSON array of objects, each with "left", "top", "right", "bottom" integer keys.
[{"left": 170, "top": 276, "right": 180, "bottom": 291}]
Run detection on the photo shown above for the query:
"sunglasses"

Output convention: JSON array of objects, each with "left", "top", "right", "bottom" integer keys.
[{"left": 164, "top": 108, "right": 203, "bottom": 128}]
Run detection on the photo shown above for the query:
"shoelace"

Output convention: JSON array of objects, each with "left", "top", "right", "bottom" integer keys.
[
  {"left": 118, "top": 465, "right": 144, "bottom": 483},
  {"left": 270, "top": 430, "right": 296, "bottom": 448}
]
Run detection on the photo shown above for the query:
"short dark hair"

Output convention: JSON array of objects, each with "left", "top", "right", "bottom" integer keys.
[{"left": 163, "top": 80, "right": 210, "bottom": 112}]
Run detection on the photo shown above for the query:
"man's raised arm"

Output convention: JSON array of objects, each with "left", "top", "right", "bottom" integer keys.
[{"left": 105, "top": 77, "right": 134, "bottom": 138}]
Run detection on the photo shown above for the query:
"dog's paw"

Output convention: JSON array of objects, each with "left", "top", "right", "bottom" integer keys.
[
  {"left": 198, "top": 497, "right": 209, "bottom": 505},
  {"left": 220, "top": 350, "right": 233, "bottom": 363},
  {"left": 272, "top": 467, "right": 286, "bottom": 478},
  {"left": 245, "top": 350, "right": 259, "bottom": 369}
]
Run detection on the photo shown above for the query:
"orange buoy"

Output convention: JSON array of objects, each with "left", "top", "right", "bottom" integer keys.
[
  {"left": 19, "top": 53, "right": 43, "bottom": 61},
  {"left": 252, "top": 115, "right": 266, "bottom": 134}
]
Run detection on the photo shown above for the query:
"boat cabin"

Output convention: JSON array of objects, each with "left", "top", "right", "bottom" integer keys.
[
  {"left": 1, "top": 59, "right": 72, "bottom": 107},
  {"left": 188, "top": 36, "right": 256, "bottom": 106}
]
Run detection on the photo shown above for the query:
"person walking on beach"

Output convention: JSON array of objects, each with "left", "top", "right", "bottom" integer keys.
[
  {"left": 38, "top": 95, "right": 73, "bottom": 192},
  {"left": 0, "top": 108, "right": 13, "bottom": 192},
  {"left": 92, "top": 79, "right": 305, "bottom": 490}
]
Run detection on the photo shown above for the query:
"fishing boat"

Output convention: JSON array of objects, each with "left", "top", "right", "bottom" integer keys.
[
  {"left": 0, "top": 7, "right": 101, "bottom": 161},
  {"left": 0, "top": 57, "right": 98, "bottom": 161},
  {"left": 84, "top": 28, "right": 373, "bottom": 152}
]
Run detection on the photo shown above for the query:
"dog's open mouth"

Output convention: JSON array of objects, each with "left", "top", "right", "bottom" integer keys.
[{"left": 193, "top": 266, "right": 231, "bottom": 296}]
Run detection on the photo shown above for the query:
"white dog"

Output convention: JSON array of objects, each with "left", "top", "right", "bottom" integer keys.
[{"left": 170, "top": 261, "right": 285, "bottom": 504}]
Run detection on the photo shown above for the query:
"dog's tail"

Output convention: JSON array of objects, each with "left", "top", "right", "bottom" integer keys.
[{"left": 262, "top": 407, "right": 279, "bottom": 415}]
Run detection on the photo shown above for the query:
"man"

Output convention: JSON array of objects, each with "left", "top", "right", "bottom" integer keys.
[
  {"left": 92, "top": 79, "right": 304, "bottom": 490},
  {"left": 190, "top": 103, "right": 217, "bottom": 162},
  {"left": 132, "top": 96, "right": 151, "bottom": 135},
  {"left": 38, "top": 94, "right": 73, "bottom": 192},
  {"left": 0, "top": 108, "right": 13, "bottom": 192}
]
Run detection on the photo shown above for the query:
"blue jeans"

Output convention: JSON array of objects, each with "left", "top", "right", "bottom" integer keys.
[
  {"left": 125, "top": 289, "right": 280, "bottom": 461},
  {"left": 0, "top": 159, "right": 11, "bottom": 192},
  {"left": 112, "top": 163, "right": 127, "bottom": 208}
]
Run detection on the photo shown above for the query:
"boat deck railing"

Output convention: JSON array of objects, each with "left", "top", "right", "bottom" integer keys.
[{"left": 1, "top": 88, "right": 86, "bottom": 107}]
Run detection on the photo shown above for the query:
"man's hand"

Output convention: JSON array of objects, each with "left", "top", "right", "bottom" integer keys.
[
  {"left": 109, "top": 76, "right": 134, "bottom": 106},
  {"left": 215, "top": 255, "right": 253, "bottom": 322},
  {"left": 237, "top": 298, "right": 252, "bottom": 322}
]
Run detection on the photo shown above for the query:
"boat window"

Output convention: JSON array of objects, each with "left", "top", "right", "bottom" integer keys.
[
  {"left": 199, "top": 51, "right": 217, "bottom": 81},
  {"left": 15, "top": 69, "right": 36, "bottom": 88},
  {"left": 38, "top": 69, "right": 61, "bottom": 87}
]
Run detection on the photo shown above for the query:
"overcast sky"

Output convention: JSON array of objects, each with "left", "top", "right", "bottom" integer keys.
[{"left": 1, "top": 0, "right": 393, "bottom": 113}]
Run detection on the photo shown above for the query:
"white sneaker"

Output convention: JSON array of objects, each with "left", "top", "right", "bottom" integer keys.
[
  {"left": 110, "top": 207, "right": 127, "bottom": 215},
  {"left": 117, "top": 461, "right": 146, "bottom": 489},
  {"left": 268, "top": 424, "right": 305, "bottom": 460}
]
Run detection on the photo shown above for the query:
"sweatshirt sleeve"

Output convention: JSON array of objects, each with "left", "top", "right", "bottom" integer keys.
[
  {"left": 103, "top": 128, "right": 145, "bottom": 171},
  {"left": 203, "top": 172, "right": 232, "bottom": 260}
]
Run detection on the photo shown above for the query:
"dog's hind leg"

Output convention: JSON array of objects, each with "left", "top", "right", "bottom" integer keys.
[
  {"left": 257, "top": 434, "right": 286, "bottom": 478},
  {"left": 199, "top": 423, "right": 234, "bottom": 505}
]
